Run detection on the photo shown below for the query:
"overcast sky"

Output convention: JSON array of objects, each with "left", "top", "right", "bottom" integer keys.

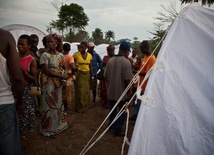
[{"left": 0, "top": 0, "right": 211, "bottom": 41}]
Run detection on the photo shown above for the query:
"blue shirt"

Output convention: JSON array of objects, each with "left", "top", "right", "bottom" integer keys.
[{"left": 91, "top": 51, "right": 102, "bottom": 76}]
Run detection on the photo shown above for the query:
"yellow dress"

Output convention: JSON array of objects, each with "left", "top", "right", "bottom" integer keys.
[{"left": 73, "top": 52, "right": 92, "bottom": 112}]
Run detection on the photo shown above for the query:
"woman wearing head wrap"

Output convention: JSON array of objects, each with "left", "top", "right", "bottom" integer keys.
[{"left": 39, "top": 34, "right": 68, "bottom": 138}]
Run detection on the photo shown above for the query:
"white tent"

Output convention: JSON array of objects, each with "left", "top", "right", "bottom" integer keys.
[
  {"left": 63, "top": 42, "right": 80, "bottom": 55},
  {"left": 128, "top": 4, "right": 214, "bottom": 155},
  {"left": 94, "top": 43, "right": 109, "bottom": 58},
  {"left": 66, "top": 43, "right": 131, "bottom": 59},
  {"left": 1, "top": 24, "right": 46, "bottom": 49},
  {"left": 94, "top": 44, "right": 132, "bottom": 59}
]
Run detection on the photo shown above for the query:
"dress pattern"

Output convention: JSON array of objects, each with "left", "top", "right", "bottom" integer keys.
[{"left": 39, "top": 52, "right": 68, "bottom": 137}]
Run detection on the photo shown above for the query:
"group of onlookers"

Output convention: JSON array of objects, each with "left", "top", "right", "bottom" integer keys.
[{"left": 0, "top": 28, "right": 156, "bottom": 154}]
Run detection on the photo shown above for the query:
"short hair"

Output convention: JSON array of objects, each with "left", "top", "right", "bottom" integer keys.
[
  {"left": 30, "top": 34, "right": 39, "bottom": 40},
  {"left": 19, "top": 34, "right": 32, "bottom": 45},
  {"left": 80, "top": 41, "right": 87, "bottom": 47},
  {"left": 42, "top": 36, "right": 47, "bottom": 47},
  {"left": 141, "top": 40, "right": 150, "bottom": 48},
  {"left": 63, "top": 43, "right": 71, "bottom": 51}
]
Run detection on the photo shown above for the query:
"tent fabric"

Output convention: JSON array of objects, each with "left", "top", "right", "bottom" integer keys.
[
  {"left": 94, "top": 43, "right": 109, "bottom": 59},
  {"left": 63, "top": 42, "right": 80, "bottom": 55},
  {"left": 128, "top": 4, "right": 214, "bottom": 155},
  {"left": 1, "top": 24, "right": 46, "bottom": 49},
  {"left": 66, "top": 43, "right": 131, "bottom": 59}
]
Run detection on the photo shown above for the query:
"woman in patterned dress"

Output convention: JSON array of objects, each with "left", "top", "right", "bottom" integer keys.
[{"left": 39, "top": 34, "right": 68, "bottom": 138}]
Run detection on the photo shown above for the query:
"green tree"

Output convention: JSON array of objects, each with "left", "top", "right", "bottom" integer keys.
[
  {"left": 149, "top": 23, "right": 165, "bottom": 42},
  {"left": 64, "top": 30, "right": 89, "bottom": 42},
  {"left": 92, "top": 28, "right": 104, "bottom": 45},
  {"left": 105, "top": 30, "right": 115, "bottom": 43},
  {"left": 49, "top": 19, "right": 66, "bottom": 37},
  {"left": 180, "top": 0, "right": 214, "bottom": 6},
  {"left": 154, "top": 3, "right": 179, "bottom": 24},
  {"left": 132, "top": 37, "right": 140, "bottom": 49},
  {"left": 133, "top": 37, "right": 138, "bottom": 42},
  {"left": 57, "top": 3, "right": 89, "bottom": 34},
  {"left": 75, "top": 30, "right": 90, "bottom": 42},
  {"left": 51, "top": 0, "right": 67, "bottom": 12},
  {"left": 149, "top": 23, "right": 166, "bottom": 56},
  {"left": 46, "top": 24, "right": 53, "bottom": 34},
  {"left": 150, "top": 2, "right": 180, "bottom": 56}
]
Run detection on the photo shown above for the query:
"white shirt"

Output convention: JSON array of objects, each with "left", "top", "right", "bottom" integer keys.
[{"left": 0, "top": 53, "right": 14, "bottom": 105}]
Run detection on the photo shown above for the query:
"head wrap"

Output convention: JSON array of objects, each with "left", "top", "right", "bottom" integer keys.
[
  {"left": 107, "top": 44, "right": 115, "bottom": 51},
  {"left": 87, "top": 42, "right": 96, "bottom": 48}
]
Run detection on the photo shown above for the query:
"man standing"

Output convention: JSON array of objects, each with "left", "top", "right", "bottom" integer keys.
[
  {"left": 87, "top": 42, "right": 102, "bottom": 105},
  {"left": 30, "top": 34, "right": 40, "bottom": 66},
  {"left": 104, "top": 41, "right": 133, "bottom": 136},
  {"left": 0, "top": 29, "right": 24, "bottom": 154},
  {"left": 30, "top": 34, "right": 39, "bottom": 57},
  {"left": 129, "top": 48, "right": 138, "bottom": 67},
  {"left": 132, "top": 40, "right": 156, "bottom": 120}
]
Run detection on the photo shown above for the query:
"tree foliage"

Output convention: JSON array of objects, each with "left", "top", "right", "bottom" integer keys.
[
  {"left": 105, "top": 30, "right": 115, "bottom": 42},
  {"left": 58, "top": 3, "right": 89, "bottom": 33},
  {"left": 180, "top": 0, "right": 214, "bottom": 6},
  {"left": 50, "top": 19, "right": 66, "bottom": 37},
  {"left": 154, "top": 3, "right": 179, "bottom": 24},
  {"left": 92, "top": 28, "right": 104, "bottom": 45},
  {"left": 64, "top": 30, "right": 90, "bottom": 42},
  {"left": 150, "top": 2, "right": 180, "bottom": 56}
]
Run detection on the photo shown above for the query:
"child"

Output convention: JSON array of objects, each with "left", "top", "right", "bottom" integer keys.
[{"left": 17, "top": 34, "right": 38, "bottom": 140}]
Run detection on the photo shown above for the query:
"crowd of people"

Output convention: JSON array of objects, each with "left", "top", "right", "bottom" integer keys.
[{"left": 0, "top": 28, "right": 156, "bottom": 154}]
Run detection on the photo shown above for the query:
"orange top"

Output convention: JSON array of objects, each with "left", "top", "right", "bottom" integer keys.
[
  {"left": 64, "top": 54, "right": 74, "bottom": 74},
  {"left": 134, "top": 54, "right": 156, "bottom": 92}
]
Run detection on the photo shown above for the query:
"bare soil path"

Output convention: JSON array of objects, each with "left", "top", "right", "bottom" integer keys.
[{"left": 21, "top": 97, "right": 135, "bottom": 155}]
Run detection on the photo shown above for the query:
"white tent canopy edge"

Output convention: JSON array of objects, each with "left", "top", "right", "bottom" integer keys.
[
  {"left": 1, "top": 24, "right": 46, "bottom": 49},
  {"left": 128, "top": 3, "right": 214, "bottom": 155}
]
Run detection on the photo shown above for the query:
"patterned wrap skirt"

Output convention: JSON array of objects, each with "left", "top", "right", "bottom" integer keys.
[{"left": 74, "top": 70, "right": 90, "bottom": 112}]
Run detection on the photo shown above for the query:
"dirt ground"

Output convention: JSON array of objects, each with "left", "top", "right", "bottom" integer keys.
[{"left": 21, "top": 95, "right": 135, "bottom": 155}]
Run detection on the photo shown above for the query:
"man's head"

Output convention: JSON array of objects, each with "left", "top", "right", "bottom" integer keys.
[
  {"left": 46, "top": 35, "right": 57, "bottom": 51},
  {"left": 87, "top": 42, "right": 95, "bottom": 54},
  {"left": 79, "top": 41, "right": 88, "bottom": 53},
  {"left": 119, "top": 41, "right": 131, "bottom": 58},
  {"left": 106, "top": 45, "right": 115, "bottom": 57},
  {"left": 63, "top": 43, "right": 71, "bottom": 54},
  {"left": 132, "top": 48, "right": 138, "bottom": 57},
  {"left": 140, "top": 40, "right": 150, "bottom": 55},
  {"left": 17, "top": 34, "right": 31, "bottom": 54},
  {"left": 30, "top": 34, "right": 39, "bottom": 48}
]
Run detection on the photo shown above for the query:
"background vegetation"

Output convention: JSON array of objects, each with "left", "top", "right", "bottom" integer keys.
[{"left": 47, "top": 0, "right": 213, "bottom": 56}]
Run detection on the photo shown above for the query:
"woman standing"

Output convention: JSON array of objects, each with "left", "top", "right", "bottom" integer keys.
[
  {"left": 39, "top": 34, "right": 68, "bottom": 138},
  {"left": 18, "top": 34, "right": 38, "bottom": 140},
  {"left": 73, "top": 41, "right": 92, "bottom": 112},
  {"left": 101, "top": 45, "right": 115, "bottom": 108},
  {"left": 62, "top": 43, "right": 76, "bottom": 113}
]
